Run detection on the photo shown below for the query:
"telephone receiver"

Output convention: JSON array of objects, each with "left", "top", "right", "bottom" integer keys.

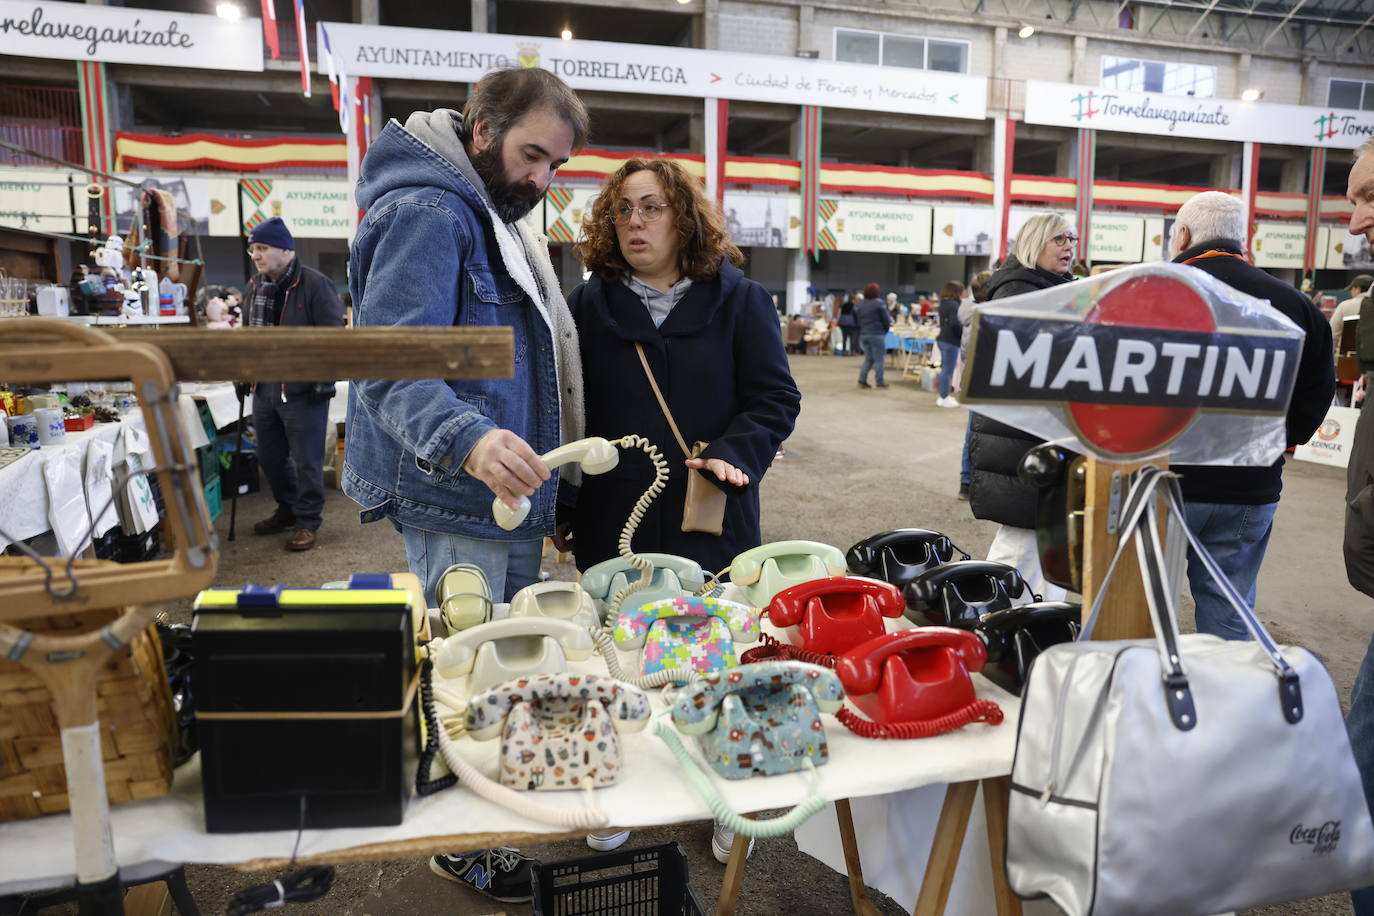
[
  {"left": 903, "top": 560, "right": 1035, "bottom": 628},
  {"left": 581, "top": 553, "right": 706, "bottom": 623},
  {"left": 729, "top": 540, "right": 848, "bottom": 608},
  {"left": 614, "top": 596, "right": 760, "bottom": 650},
  {"left": 431, "top": 616, "right": 595, "bottom": 693},
  {"left": 509, "top": 581, "right": 600, "bottom": 631},
  {"left": 845, "top": 529, "right": 972, "bottom": 591},
  {"left": 835, "top": 627, "right": 988, "bottom": 726},
  {"left": 465, "top": 672, "right": 651, "bottom": 741},
  {"left": 493, "top": 436, "right": 620, "bottom": 530},
  {"left": 768, "top": 575, "right": 905, "bottom": 656},
  {"left": 976, "top": 601, "right": 1082, "bottom": 696},
  {"left": 672, "top": 662, "right": 844, "bottom": 738},
  {"left": 1018, "top": 443, "right": 1087, "bottom": 593}
]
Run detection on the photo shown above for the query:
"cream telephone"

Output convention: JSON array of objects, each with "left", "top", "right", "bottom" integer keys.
[
  {"left": 431, "top": 617, "right": 595, "bottom": 693},
  {"left": 493, "top": 437, "right": 620, "bottom": 530},
  {"left": 509, "top": 580, "right": 600, "bottom": 631}
]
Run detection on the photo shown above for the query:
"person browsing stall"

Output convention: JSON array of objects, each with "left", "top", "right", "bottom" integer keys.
[
  {"left": 855, "top": 282, "right": 891, "bottom": 389},
  {"left": 935, "top": 280, "right": 964, "bottom": 409},
  {"left": 244, "top": 217, "right": 343, "bottom": 552}
]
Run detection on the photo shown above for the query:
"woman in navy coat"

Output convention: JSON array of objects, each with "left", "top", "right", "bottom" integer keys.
[{"left": 555, "top": 158, "right": 801, "bottom": 577}]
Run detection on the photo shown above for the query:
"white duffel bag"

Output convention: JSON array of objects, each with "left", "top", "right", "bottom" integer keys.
[{"left": 1006, "top": 467, "right": 1374, "bottom": 916}]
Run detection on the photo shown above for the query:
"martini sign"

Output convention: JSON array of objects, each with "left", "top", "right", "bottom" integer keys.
[{"left": 961, "top": 264, "right": 1304, "bottom": 463}]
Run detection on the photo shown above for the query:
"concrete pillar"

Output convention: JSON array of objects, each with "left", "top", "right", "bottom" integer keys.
[
  {"left": 1058, "top": 140, "right": 1075, "bottom": 179},
  {"left": 1070, "top": 36, "right": 1088, "bottom": 84},
  {"left": 700, "top": 0, "right": 720, "bottom": 50},
  {"left": 1280, "top": 156, "right": 1307, "bottom": 194},
  {"left": 787, "top": 112, "right": 811, "bottom": 313},
  {"left": 797, "top": 2, "right": 815, "bottom": 55},
  {"left": 1302, "top": 57, "right": 1320, "bottom": 105},
  {"left": 472, "top": 0, "right": 489, "bottom": 33},
  {"left": 1236, "top": 53, "right": 1251, "bottom": 100},
  {"left": 354, "top": 0, "right": 378, "bottom": 24},
  {"left": 993, "top": 27, "right": 1007, "bottom": 78},
  {"left": 1210, "top": 153, "right": 1241, "bottom": 189},
  {"left": 688, "top": 113, "right": 705, "bottom": 155}
]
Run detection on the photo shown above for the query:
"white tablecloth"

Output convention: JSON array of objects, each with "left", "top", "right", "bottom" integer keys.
[{"left": 1, "top": 598, "right": 1022, "bottom": 896}]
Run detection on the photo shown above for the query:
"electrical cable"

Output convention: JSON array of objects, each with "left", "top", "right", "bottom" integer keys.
[
  {"left": 225, "top": 866, "right": 335, "bottom": 915},
  {"left": 603, "top": 434, "right": 668, "bottom": 619},
  {"left": 739, "top": 632, "right": 839, "bottom": 668},
  {"left": 415, "top": 657, "right": 458, "bottom": 797}
]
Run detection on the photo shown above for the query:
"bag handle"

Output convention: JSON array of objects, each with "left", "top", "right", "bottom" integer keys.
[{"left": 635, "top": 342, "right": 699, "bottom": 460}]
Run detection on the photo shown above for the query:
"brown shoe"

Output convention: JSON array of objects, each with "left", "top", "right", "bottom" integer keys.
[
  {"left": 253, "top": 509, "right": 296, "bottom": 536},
  {"left": 287, "top": 527, "right": 317, "bottom": 551}
]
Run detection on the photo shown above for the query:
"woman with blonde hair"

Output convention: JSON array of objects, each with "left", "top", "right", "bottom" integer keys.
[{"left": 986, "top": 212, "right": 1077, "bottom": 299}]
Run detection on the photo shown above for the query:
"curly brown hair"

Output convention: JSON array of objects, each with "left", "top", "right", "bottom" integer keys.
[{"left": 575, "top": 158, "right": 743, "bottom": 282}]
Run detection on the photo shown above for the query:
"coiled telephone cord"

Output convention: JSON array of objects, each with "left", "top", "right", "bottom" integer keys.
[
  {"left": 835, "top": 701, "right": 1003, "bottom": 740},
  {"left": 604, "top": 434, "right": 669, "bottom": 620},
  {"left": 593, "top": 628, "right": 700, "bottom": 690},
  {"left": 415, "top": 657, "right": 459, "bottom": 796},
  {"left": 739, "top": 632, "right": 838, "bottom": 668}
]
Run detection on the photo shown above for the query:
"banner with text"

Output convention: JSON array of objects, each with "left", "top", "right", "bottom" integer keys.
[
  {"left": 1090, "top": 215, "right": 1145, "bottom": 262},
  {"left": 931, "top": 205, "right": 993, "bottom": 256},
  {"left": 318, "top": 22, "right": 986, "bottom": 120},
  {"left": 239, "top": 178, "right": 352, "bottom": 239},
  {"left": 0, "top": 168, "right": 75, "bottom": 233},
  {"left": 1252, "top": 222, "right": 1307, "bottom": 268},
  {"left": 1025, "top": 80, "right": 1374, "bottom": 149},
  {"left": 819, "top": 199, "right": 932, "bottom": 254},
  {"left": 0, "top": 0, "right": 263, "bottom": 70}
]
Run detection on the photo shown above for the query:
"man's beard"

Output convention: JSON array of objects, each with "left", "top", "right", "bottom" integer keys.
[{"left": 471, "top": 138, "right": 544, "bottom": 224}]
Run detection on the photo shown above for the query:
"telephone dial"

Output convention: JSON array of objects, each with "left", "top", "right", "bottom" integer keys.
[
  {"left": 613, "top": 596, "right": 760, "bottom": 684},
  {"left": 975, "top": 601, "right": 1081, "bottom": 696},
  {"left": 669, "top": 661, "right": 844, "bottom": 779},
  {"left": 766, "top": 576, "right": 905, "bottom": 658},
  {"left": 845, "top": 529, "right": 971, "bottom": 591},
  {"left": 1018, "top": 442, "right": 1087, "bottom": 593},
  {"left": 431, "top": 617, "right": 595, "bottom": 693},
  {"left": 581, "top": 553, "right": 706, "bottom": 623},
  {"left": 903, "top": 560, "right": 1036, "bottom": 628},
  {"left": 493, "top": 437, "right": 620, "bottom": 530},
  {"left": 465, "top": 672, "right": 650, "bottom": 791},
  {"left": 833, "top": 627, "right": 1002, "bottom": 739},
  {"left": 729, "top": 540, "right": 848, "bottom": 608},
  {"left": 509, "top": 581, "right": 600, "bottom": 631}
]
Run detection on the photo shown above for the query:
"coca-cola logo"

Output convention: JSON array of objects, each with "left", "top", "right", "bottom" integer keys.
[{"left": 1291, "top": 821, "right": 1342, "bottom": 855}]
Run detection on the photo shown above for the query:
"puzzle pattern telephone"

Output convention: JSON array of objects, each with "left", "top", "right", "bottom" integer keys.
[
  {"left": 613, "top": 596, "right": 760, "bottom": 683},
  {"left": 465, "top": 673, "right": 650, "bottom": 791},
  {"left": 833, "top": 627, "right": 1001, "bottom": 738}
]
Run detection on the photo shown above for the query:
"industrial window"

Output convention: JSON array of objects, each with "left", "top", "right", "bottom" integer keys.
[
  {"left": 1100, "top": 56, "right": 1216, "bottom": 98},
  {"left": 834, "top": 28, "right": 970, "bottom": 74},
  {"left": 1330, "top": 79, "right": 1374, "bottom": 111}
]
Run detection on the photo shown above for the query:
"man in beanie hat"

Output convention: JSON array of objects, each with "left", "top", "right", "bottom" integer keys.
[
  {"left": 245, "top": 216, "right": 343, "bottom": 551},
  {"left": 1331, "top": 273, "right": 1374, "bottom": 355}
]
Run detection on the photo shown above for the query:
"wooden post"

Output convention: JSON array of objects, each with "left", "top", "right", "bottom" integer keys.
[
  {"left": 834, "top": 798, "right": 882, "bottom": 916},
  {"left": 981, "top": 776, "right": 1023, "bottom": 916},
  {"left": 716, "top": 830, "right": 751, "bottom": 916},
  {"left": 913, "top": 780, "right": 979, "bottom": 915},
  {"left": 1080, "top": 457, "right": 1160, "bottom": 640}
]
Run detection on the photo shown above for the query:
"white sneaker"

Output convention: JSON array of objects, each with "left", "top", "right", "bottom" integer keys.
[
  {"left": 936, "top": 395, "right": 960, "bottom": 408},
  {"left": 586, "top": 830, "right": 630, "bottom": 851},
  {"left": 711, "top": 823, "right": 756, "bottom": 864}
]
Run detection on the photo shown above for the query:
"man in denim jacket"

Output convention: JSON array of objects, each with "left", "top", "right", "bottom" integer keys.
[{"left": 345, "top": 70, "right": 589, "bottom": 903}]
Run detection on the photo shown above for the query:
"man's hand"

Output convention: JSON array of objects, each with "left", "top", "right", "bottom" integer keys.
[
  {"left": 464, "top": 429, "right": 550, "bottom": 510},
  {"left": 686, "top": 457, "right": 749, "bottom": 487}
]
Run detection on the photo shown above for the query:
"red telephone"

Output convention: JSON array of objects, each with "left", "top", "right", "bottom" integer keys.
[
  {"left": 767, "top": 576, "right": 905, "bottom": 658},
  {"left": 833, "top": 627, "right": 1003, "bottom": 739}
]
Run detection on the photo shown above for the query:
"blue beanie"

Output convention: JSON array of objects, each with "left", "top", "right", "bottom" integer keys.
[{"left": 248, "top": 217, "right": 295, "bottom": 251}]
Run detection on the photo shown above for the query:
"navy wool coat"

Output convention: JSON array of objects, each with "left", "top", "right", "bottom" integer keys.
[{"left": 561, "top": 260, "right": 801, "bottom": 575}]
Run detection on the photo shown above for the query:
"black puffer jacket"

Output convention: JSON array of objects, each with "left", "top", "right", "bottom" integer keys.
[{"left": 967, "top": 256, "right": 1072, "bottom": 529}]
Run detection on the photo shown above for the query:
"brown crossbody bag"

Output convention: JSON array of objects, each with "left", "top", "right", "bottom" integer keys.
[{"left": 634, "top": 342, "right": 727, "bottom": 536}]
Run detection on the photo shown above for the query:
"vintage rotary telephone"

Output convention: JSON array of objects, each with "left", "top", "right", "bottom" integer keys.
[
  {"left": 581, "top": 553, "right": 707, "bottom": 624},
  {"left": 1018, "top": 442, "right": 1088, "bottom": 593},
  {"left": 464, "top": 673, "right": 651, "bottom": 791},
  {"left": 745, "top": 576, "right": 905, "bottom": 666},
  {"left": 975, "top": 601, "right": 1081, "bottom": 696},
  {"left": 903, "top": 560, "right": 1037, "bottom": 628},
  {"left": 845, "top": 529, "right": 972, "bottom": 591},
  {"left": 612, "top": 596, "right": 761, "bottom": 685},
  {"left": 492, "top": 437, "right": 620, "bottom": 530},
  {"left": 833, "top": 628, "right": 1003, "bottom": 739},
  {"left": 729, "top": 540, "right": 848, "bottom": 608},
  {"left": 431, "top": 617, "right": 596, "bottom": 693},
  {"left": 509, "top": 581, "right": 600, "bottom": 630}
]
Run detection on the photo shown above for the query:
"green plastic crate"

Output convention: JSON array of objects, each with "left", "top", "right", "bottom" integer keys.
[{"left": 203, "top": 476, "right": 222, "bottom": 523}]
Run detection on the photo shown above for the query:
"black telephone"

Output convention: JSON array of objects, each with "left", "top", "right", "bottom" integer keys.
[
  {"left": 845, "top": 528, "right": 971, "bottom": 591},
  {"left": 1017, "top": 443, "right": 1087, "bottom": 593},
  {"left": 903, "top": 560, "right": 1036, "bottom": 628},
  {"left": 975, "top": 601, "right": 1081, "bottom": 696}
]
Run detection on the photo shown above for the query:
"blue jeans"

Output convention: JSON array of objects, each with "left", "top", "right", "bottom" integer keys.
[
  {"left": 859, "top": 334, "right": 886, "bottom": 385},
  {"left": 252, "top": 390, "right": 330, "bottom": 531},
  {"left": 937, "top": 341, "right": 959, "bottom": 398},
  {"left": 400, "top": 525, "right": 543, "bottom": 606},
  {"left": 960, "top": 415, "right": 973, "bottom": 486},
  {"left": 1182, "top": 500, "right": 1278, "bottom": 641},
  {"left": 839, "top": 326, "right": 856, "bottom": 355},
  {"left": 1350, "top": 632, "right": 1374, "bottom": 914}
]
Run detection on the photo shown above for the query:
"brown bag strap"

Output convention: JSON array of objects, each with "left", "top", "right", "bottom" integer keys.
[{"left": 635, "top": 342, "right": 697, "bottom": 459}]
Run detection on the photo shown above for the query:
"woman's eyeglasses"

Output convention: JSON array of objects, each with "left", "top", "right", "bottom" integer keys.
[
  {"left": 1052, "top": 233, "right": 1079, "bottom": 246},
  {"left": 611, "top": 203, "right": 672, "bottom": 224}
]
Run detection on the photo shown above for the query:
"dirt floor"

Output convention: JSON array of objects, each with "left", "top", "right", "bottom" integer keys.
[{"left": 14, "top": 349, "right": 1368, "bottom": 915}]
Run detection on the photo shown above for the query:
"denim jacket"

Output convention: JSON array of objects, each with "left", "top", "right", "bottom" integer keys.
[{"left": 343, "top": 120, "right": 562, "bottom": 538}]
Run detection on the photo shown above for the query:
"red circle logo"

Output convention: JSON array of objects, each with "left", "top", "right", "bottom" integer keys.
[
  {"left": 1066, "top": 274, "right": 1217, "bottom": 457},
  {"left": 1317, "top": 419, "right": 1341, "bottom": 441}
]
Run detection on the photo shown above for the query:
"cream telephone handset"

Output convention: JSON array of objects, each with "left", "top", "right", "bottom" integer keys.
[
  {"left": 493, "top": 437, "right": 620, "bottom": 530},
  {"left": 431, "top": 616, "right": 595, "bottom": 693}
]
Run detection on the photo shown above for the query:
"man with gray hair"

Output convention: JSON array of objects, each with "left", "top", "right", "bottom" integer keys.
[{"left": 1169, "top": 190, "right": 1334, "bottom": 640}]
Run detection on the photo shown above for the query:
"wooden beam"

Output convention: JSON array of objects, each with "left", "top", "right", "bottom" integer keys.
[{"left": 0, "top": 326, "right": 514, "bottom": 382}]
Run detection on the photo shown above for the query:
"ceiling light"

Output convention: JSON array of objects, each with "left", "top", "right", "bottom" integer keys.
[
  {"left": 561, "top": 28, "right": 572, "bottom": 40},
  {"left": 1018, "top": 24, "right": 1035, "bottom": 38},
  {"left": 677, "top": 0, "right": 692, "bottom": 4},
  {"left": 1241, "top": 88, "right": 1263, "bottom": 102},
  {"left": 215, "top": 2, "right": 243, "bottom": 20}
]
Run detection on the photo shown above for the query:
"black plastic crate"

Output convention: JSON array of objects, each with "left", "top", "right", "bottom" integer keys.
[{"left": 531, "top": 842, "right": 704, "bottom": 916}]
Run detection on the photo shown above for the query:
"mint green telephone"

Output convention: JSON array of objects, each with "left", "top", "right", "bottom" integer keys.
[
  {"left": 730, "top": 540, "right": 848, "bottom": 607},
  {"left": 581, "top": 553, "right": 707, "bottom": 624}
]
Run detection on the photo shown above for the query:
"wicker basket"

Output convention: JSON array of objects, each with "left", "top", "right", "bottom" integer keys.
[{"left": 0, "top": 561, "right": 177, "bottom": 822}]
